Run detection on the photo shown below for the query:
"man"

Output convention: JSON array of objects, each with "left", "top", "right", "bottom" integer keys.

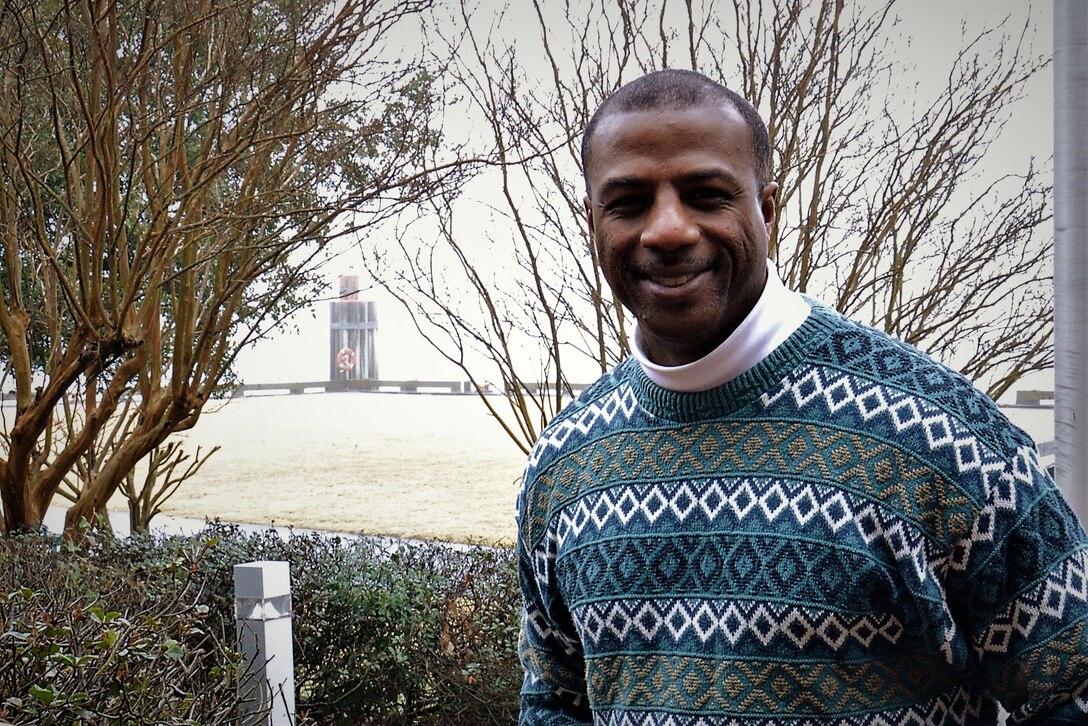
[{"left": 516, "top": 69, "right": 1088, "bottom": 724}]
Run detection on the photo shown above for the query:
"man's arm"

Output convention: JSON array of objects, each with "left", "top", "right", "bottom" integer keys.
[
  {"left": 962, "top": 478, "right": 1088, "bottom": 723},
  {"left": 517, "top": 532, "right": 593, "bottom": 725}
]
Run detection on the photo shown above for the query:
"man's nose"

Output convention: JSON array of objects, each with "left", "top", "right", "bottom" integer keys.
[{"left": 640, "top": 193, "right": 699, "bottom": 249}]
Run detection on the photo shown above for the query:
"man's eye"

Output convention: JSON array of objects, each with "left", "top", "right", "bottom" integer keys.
[
  {"left": 687, "top": 189, "right": 730, "bottom": 208},
  {"left": 605, "top": 196, "right": 648, "bottom": 216}
]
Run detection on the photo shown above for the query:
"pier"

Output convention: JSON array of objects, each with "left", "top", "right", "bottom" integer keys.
[{"left": 233, "top": 379, "right": 591, "bottom": 397}]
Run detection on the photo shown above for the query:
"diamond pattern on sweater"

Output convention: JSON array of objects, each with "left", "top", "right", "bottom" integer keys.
[
  {"left": 525, "top": 597, "right": 581, "bottom": 657},
  {"left": 521, "top": 420, "right": 978, "bottom": 556},
  {"left": 573, "top": 598, "right": 904, "bottom": 652},
  {"left": 759, "top": 366, "right": 1045, "bottom": 510},
  {"left": 815, "top": 322, "right": 1018, "bottom": 442},
  {"left": 527, "top": 383, "right": 640, "bottom": 468},
  {"left": 558, "top": 534, "right": 903, "bottom": 619},
  {"left": 587, "top": 651, "right": 953, "bottom": 715},
  {"left": 550, "top": 479, "right": 937, "bottom": 589},
  {"left": 976, "top": 549, "right": 1088, "bottom": 656}
]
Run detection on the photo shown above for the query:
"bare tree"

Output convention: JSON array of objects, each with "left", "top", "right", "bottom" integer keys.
[
  {"left": 364, "top": 0, "right": 1051, "bottom": 454},
  {"left": 51, "top": 391, "right": 220, "bottom": 534},
  {"left": 0, "top": 0, "right": 459, "bottom": 535},
  {"left": 120, "top": 439, "right": 219, "bottom": 535}
]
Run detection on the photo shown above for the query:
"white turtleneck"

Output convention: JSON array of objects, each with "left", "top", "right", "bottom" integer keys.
[{"left": 632, "top": 260, "right": 811, "bottom": 393}]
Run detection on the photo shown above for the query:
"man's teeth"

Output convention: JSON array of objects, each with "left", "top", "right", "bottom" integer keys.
[{"left": 651, "top": 273, "right": 696, "bottom": 287}]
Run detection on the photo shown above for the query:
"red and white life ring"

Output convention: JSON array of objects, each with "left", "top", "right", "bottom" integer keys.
[{"left": 336, "top": 347, "right": 357, "bottom": 372}]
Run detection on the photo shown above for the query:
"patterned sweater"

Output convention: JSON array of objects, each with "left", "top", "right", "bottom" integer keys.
[{"left": 516, "top": 301, "right": 1088, "bottom": 725}]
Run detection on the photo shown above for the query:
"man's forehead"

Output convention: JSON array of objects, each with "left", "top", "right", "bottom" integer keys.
[
  {"left": 592, "top": 102, "right": 742, "bottom": 140},
  {"left": 585, "top": 104, "right": 752, "bottom": 184}
]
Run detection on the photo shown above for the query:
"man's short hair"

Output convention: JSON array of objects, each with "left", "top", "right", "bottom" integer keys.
[{"left": 581, "top": 69, "right": 771, "bottom": 189}]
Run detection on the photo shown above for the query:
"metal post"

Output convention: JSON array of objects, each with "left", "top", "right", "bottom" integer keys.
[
  {"left": 234, "top": 561, "right": 296, "bottom": 725},
  {"left": 1055, "top": 0, "right": 1088, "bottom": 524}
]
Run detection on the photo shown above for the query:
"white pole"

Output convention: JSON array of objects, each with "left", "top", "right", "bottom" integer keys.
[
  {"left": 234, "top": 561, "right": 296, "bottom": 726},
  {"left": 1054, "top": 0, "right": 1088, "bottom": 524}
]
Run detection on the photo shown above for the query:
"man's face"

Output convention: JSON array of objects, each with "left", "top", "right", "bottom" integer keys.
[{"left": 584, "top": 105, "right": 777, "bottom": 366}]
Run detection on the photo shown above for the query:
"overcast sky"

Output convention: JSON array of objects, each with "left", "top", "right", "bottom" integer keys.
[{"left": 232, "top": 0, "right": 1054, "bottom": 397}]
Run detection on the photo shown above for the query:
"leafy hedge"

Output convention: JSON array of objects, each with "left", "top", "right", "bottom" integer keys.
[
  {"left": 0, "top": 524, "right": 521, "bottom": 725},
  {"left": 0, "top": 529, "right": 244, "bottom": 724}
]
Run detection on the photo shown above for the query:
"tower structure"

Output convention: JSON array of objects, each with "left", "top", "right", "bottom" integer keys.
[{"left": 329, "top": 275, "right": 377, "bottom": 380}]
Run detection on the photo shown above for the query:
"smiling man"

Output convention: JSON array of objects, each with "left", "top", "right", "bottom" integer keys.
[
  {"left": 586, "top": 87, "right": 774, "bottom": 367},
  {"left": 515, "top": 69, "right": 1088, "bottom": 725}
]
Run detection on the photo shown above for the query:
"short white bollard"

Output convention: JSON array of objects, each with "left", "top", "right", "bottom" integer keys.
[{"left": 234, "top": 561, "right": 296, "bottom": 725}]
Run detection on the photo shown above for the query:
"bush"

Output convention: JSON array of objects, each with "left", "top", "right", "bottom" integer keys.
[
  {"left": 179, "top": 523, "right": 522, "bottom": 725},
  {"left": 0, "top": 529, "right": 245, "bottom": 725},
  {"left": 0, "top": 524, "right": 522, "bottom": 725}
]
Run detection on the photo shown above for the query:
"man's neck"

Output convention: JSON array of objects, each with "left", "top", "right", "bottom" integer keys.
[{"left": 632, "top": 259, "right": 810, "bottom": 392}]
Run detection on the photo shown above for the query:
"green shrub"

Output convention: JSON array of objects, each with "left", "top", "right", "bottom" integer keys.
[
  {"left": 167, "top": 523, "right": 522, "bottom": 725},
  {"left": 0, "top": 524, "right": 522, "bottom": 725},
  {"left": 0, "top": 529, "right": 246, "bottom": 725}
]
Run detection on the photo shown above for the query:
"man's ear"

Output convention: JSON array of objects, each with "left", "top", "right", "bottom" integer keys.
[
  {"left": 760, "top": 182, "right": 778, "bottom": 232},
  {"left": 584, "top": 194, "right": 596, "bottom": 236}
]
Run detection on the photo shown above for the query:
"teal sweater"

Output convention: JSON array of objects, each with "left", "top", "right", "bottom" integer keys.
[{"left": 516, "top": 302, "right": 1088, "bottom": 725}]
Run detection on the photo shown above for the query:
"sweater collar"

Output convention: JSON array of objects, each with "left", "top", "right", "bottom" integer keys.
[
  {"left": 632, "top": 260, "right": 811, "bottom": 393},
  {"left": 629, "top": 300, "right": 839, "bottom": 423}
]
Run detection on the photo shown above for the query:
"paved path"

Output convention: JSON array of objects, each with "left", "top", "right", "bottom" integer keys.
[{"left": 42, "top": 506, "right": 484, "bottom": 552}]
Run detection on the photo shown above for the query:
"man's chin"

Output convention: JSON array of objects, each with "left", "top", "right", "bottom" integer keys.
[{"left": 636, "top": 323, "right": 722, "bottom": 367}]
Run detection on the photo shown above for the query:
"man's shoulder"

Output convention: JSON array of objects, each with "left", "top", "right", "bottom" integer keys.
[
  {"left": 554, "top": 358, "right": 641, "bottom": 421},
  {"left": 516, "top": 359, "right": 643, "bottom": 548},
  {"left": 801, "top": 306, "right": 1032, "bottom": 454},
  {"left": 522, "top": 359, "right": 642, "bottom": 473}
]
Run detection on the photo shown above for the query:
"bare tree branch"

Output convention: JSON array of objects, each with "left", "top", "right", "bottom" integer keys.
[
  {"left": 362, "top": 0, "right": 1051, "bottom": 454},
  {"left": 0, "top": 0, "right": 465, "bottom": 536}
]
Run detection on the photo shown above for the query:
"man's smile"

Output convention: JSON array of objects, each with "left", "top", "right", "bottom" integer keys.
[{"left": 648, "top": 272, "right": 698, "bottom": 288}]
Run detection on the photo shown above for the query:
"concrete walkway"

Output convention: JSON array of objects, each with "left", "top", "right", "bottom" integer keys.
[{"left": 41, "top": 506, "right": 483, "bottom": 552}]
